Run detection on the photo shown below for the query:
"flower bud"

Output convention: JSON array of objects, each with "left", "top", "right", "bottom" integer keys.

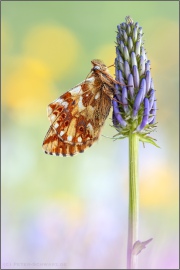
[
  {"left": 137, "top": 98, "right": 149, "bottom": 131},
  {"left": 122, "top": 87, "right": 129, "bottom": 113},
  {"left": 128, "top": 74, "right": 134, "bottom": 99},
  {"left": 113, "top": 100, "right": 127, "bottom": 127},
  {"left": 124, "top": 61, "right": 130, "bottom": 80},
  {"left": 133, "top": 65, "right": 139, "bottom": 88}
]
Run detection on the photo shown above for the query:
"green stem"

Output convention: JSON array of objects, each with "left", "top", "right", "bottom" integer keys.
[{"left": 127, "top": 133, "right": 139, "bottom": 269}]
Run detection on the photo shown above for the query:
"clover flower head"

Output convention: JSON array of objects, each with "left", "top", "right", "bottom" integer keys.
[{"left": 113, "top": 16, "right": 158, "bottom": 146}]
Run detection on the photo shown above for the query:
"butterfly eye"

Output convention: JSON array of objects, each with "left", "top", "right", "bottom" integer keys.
[{"left": 94, "top": 66, "right": 101, "bottom": 70}]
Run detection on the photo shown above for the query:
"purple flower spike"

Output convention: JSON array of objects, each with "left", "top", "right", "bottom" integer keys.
[
  {"left": 112, "top": 100, "right": 127, "bottom": 127},
  {"left": 139, "top": 55, "right": 145, "bottom": 76},
  {"left": 137, "top": 98, "right": 149, "bottom": 131},
  {"left": 114, "top": 17, "right": 157, "bottom": 140},
  {"left": 131, "top": 52, "right": 137, "bottom": 67},
  {"left": 122, "top": 86, "right": 129, "bottom": 113},
  {"left": 133, "top": 65, "right": 139, "bottom": 88},
  {"left": 124, "top": 61, "right": 130, "bottom": 80},
  {"left": 128, "top": 74, "right": 134, "bottom": 99},
  {"left": 148, "top": 89, "right": 155, "bottom": 111},
  {"left": 146, "top": 70, "right": 151, "bottom": 94}
]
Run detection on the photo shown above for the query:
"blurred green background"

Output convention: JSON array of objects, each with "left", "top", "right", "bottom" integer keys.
[{"left": 2, "top": 1, "right": 179, "bottom": 269}]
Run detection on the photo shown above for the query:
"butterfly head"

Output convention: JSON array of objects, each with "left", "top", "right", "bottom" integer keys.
[{"left": 91, "top": 59, "right": 107, "bottom": 72}]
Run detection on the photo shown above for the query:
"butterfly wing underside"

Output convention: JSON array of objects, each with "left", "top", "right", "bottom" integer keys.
[{"left": 42, "top": 77, "right": 111, "bottom": 156}]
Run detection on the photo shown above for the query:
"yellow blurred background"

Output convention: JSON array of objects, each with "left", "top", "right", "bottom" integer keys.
[{"left": 2, "top": 1, "right": 179, "bottom": 269}]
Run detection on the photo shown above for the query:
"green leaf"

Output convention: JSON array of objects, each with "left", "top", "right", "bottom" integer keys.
[{"left": 138, "top": 134, "right": 160, "bottom": 148}]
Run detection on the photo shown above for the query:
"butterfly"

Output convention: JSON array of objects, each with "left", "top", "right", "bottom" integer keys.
[{"left": 42, "top": 59, "right": 123, "bottom": 157}]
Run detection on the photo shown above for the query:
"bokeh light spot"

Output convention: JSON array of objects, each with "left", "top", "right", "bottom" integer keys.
[
  {"left": 2, "top": 56, "right": 55, "bottom": 118},
  {"left": 140, "top": 165, "right": 178, "bottom": 209},
  {"left": 23, "top": 24, "right": 81, "bottom": 79}
]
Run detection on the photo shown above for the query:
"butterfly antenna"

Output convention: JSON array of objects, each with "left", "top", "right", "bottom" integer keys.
[
  {"left": 107, "top": 64, "right": 115, "bottom": 68},
  {"left": 85, "top": 70, "right": 92, "bottom": 81}
]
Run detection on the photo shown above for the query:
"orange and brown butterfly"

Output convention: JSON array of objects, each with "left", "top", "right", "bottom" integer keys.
[{"left": 42, "top": 59, "right": 122, "bottom": 157}]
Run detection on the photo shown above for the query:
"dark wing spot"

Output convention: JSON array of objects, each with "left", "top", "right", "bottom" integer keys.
[
  {"left": 79, "top": 126, "right": 84, "bottom": 132},
  {"left": 58, "top": 107, "right": 63, "bottom": 113}
]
